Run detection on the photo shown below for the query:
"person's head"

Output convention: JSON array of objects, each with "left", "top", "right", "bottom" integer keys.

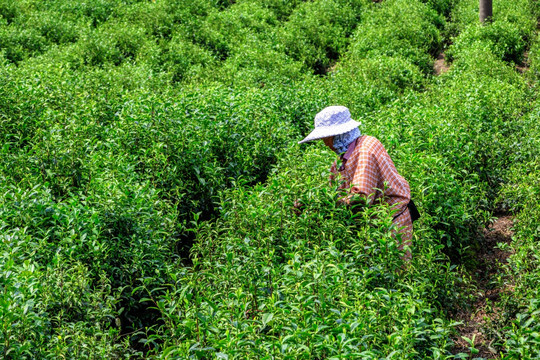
[{"left": 298, "top": 106, "right": 361, "bottom": 154}]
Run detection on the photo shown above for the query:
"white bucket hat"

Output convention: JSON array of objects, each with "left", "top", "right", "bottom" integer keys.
[{"left": 298, "top": 106, "right": 361, "bottom": 144}]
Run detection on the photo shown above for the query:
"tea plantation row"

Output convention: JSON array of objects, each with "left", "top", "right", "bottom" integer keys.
[
  {"left": 0, "top": 0, "right": 539, "bottom": 358},
  {"left": 1, "top": 0, "right": 448, "bottom": 357},
  {"left": 157, "top": 0, "right": 539, "bottom": 358},
  {"left": 491, "top": 25, "right": 540, "bottom": 358}
]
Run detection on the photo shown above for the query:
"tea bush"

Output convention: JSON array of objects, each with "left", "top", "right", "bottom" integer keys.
[
  {"left": 0, "top": 0, "right": 19, "bottom": 24},
  {"left": 236, "top": 0, "right": 305, "bottom": 21},
  {"left": 72, "top": 22, "right": 147, "bottom": 67},
  {"left": 25, "top": 11, "right": 81, "bottom": 45},
  {"left": 448, "top": 0, "right": 536, "bottom": 63},
  {"left": 346, "top": 0, "right": 443, "bottom": 74},
  {"left": 0, "top": 166, "right": 179, "bottom": 354},
  {"left": 162, "top": 35, "right": 217, "bottom": 83},
  {"left": 422, "top": 0, "right": 455, "bottom": 18},
  {"left": 448, "top": 22, "right": 529, "bottom": 63},
  {"left": 276, "top": 0, "right": 366, "bottom": 74},
  {"left": 193, "top": 2, "right": 278, "bottom": 62},
  {"left": 209, "top": 41, "right": 306, "bottom": 87},
  {"left": 328, "top": 56, "right": 427, "bottom": 115},
  {"left": 43, "top": 0, "right": 116, "bottom": 27},
  {"left": 450, "top": 0, "right": 536, "bottom": 36},
  {"left": 109, "top": 1, "right": 176, "bottom": 40},
  {"left": 0, "top": 25, "right": 47, "bottom": 63},
  {"left": 2, "top": 0, "right": 540, "bottom": 357},
  {"left": 492, "top": 98, "right": 540, "bottom": 357},
  {"left": 143, "top": 148, "right": 461, "bottom": 358},
  {"left": 0, "top": 184, "right": 145, "bottom": 358},
  {"left": 188, "top": 1, "right": 305, "bottom": 86},
  {"left": 0, "top": 254, "right": 47, "bottom": 358}
]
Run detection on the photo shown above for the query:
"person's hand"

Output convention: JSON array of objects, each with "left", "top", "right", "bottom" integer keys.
[{"left": 336, "top": 196, "right": 348, "bottom": 206}]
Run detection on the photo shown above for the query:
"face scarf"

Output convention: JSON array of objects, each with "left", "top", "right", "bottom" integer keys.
[{"left": 332, "top": 127, "right": 361, "bottom": 155}]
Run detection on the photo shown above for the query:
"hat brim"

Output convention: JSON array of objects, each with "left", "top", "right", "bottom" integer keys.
[{"left": 298, "top": 119, "right": 361, "bottom": 144}]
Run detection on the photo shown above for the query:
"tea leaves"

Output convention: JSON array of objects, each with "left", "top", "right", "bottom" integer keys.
[{"left": 1, "top": 0, "right": 540, "bottom": 358}]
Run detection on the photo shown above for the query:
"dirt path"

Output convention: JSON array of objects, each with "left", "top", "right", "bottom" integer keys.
[
  {"left": 434, "top": 52, "right": 450, "bottom": 75},
  {"left": 451, "top": 215, "right": 514, "bottom": 358},
  {"left": 516, "top": 51, "right": 529, "bottom": 74}
]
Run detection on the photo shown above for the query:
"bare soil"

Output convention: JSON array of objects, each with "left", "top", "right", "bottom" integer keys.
[
  {"left": 434, "top": 53, "right": 450, "bottom": 75},
  {"left": 516, "top": 52, "right": 529, "bottom": 74},
  {"left": 451, "top": 215, "right": 514, "bottom": 358}
]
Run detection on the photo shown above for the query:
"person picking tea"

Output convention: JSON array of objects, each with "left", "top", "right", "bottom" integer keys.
[{"left": 298, "top": 106, "right": 413, "bottom": 260}]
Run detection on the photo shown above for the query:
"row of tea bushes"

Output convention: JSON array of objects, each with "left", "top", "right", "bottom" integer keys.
[
  {"left": 389, "top": 1, "right": 540, "bottom": 355},
  {"left": 356, "top": 0, "right": 536, "bottom": 253},
  {"left": 325, "top": 0, "right": 445, "bottom": 114},
  {"left": 492, "top": 28, "right": 540, "bottom": 356},
  {"left": 141, "top": 2, "right": 540, "bottom": 355},
  {"left": 189, "top": 0, "right": 367, "bottom": 78},
  {"left": 0, "top": 0, "right": 363, "bottom": 85},
  {"left": 497, "top": 157, "right": 540, "bottom": 358},
  {"left": 447, "top": 0, "right": 537, "bottom": 63},
  {"left": 343, "top": 0, "right": 444, "bottom": 75},
  {"left": 1, "top": 0, "right": 449, "bottom": 89},
  {"left": 203, "top": 0, "right": 446, "bottom": 85},
  {"left": 144, "top": 147, "right": 461, "bottom": 358},
  {"left": 272, "top": 0, "right": 367, "bottom": 74},
  {"left": 4, "top": 0, "right": 536, "bottom": 357},
  {"left": 444, "top": 0, "right": 537, "bottom": 192}
]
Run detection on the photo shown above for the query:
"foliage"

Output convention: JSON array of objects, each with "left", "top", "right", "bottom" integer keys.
[
  {"left": 346, "top": 0, "right": 443, "bottom": 74},
  {"left": 493, "top": 102, "right": 540, "bottom": 357},
  {"left": 328, "top": 55, "right": 427, "bottom": 114},
  {"left": 276, "top": 0, "right": 367, "bottom": 74},
  {"left": 142, "top": 148, "right": 460, "bottom": 358},
  {"left": 1, "top": 0, "right": 540, "bottom": 357}
]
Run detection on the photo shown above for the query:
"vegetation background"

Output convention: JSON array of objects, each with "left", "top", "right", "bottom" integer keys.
[{"left": 0, "top": 0, "right": 539, "bottom": 358}]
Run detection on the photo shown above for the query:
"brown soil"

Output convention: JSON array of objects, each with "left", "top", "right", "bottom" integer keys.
[
  {"left": 326, "top": 62, "right": 338, "bottom": 74},
  {"left": 434, "top": 53, "right": 450, "bottom": 75},
  {"left": 451, "top": 215, "right": 514, "bottom": 358},
  {"left": 516, "top": 52, "right": 529, "bottom": 74}
]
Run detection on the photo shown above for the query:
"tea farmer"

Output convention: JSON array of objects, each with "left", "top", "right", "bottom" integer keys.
[{"left": 298, "top": 106, "right": 413, "bottom": 260}]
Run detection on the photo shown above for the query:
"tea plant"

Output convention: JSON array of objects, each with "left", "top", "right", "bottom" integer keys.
[
  {"left": 345, "top": 0, "right": 444, "bottom": 74},
  {"left": 144, "top": 148, "right": 460, "bottom": 358},
  {"left": 491, "top": 92, "right": 540, "bottom": 357},
  {"left": 2, "top": 0, "right": 540, "bottom": 357}
]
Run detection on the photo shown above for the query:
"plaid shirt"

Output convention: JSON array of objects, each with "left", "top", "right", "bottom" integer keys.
[{"left": 330, "top": 135, "right": 410, "bottom": 210}]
